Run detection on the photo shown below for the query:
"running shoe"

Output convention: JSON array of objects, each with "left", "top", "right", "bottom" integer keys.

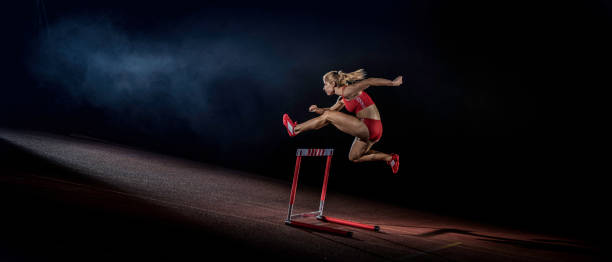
[
  {"left": 387, "top": 153, "right": 399, "bottom": 174},
  {"left": 283, "top": 113, "right": 297, "bottom": 137}
]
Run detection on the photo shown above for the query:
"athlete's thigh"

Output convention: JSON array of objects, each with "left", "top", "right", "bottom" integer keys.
[{"left": 325, "top": 111, "right": 369, "bottom": 140}]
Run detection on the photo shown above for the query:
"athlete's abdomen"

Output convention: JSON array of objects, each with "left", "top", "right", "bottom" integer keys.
[{"left": 356, "top": 105, "right": 381, "bottom": 120}]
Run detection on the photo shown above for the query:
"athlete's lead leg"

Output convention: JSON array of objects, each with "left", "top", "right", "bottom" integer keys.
[
  {"left": 294, "top": 115, "right": 329, "bottom": 135},
  {"left": 296, "top": 111, "right": 369, "bottom": 139}
]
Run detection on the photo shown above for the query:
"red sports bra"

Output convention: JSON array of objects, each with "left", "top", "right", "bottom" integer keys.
[{"left": 341, "top": 86, "right": 375, "bottom": 114}]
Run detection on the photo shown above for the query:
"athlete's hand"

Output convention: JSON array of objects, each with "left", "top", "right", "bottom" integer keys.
[
  {"left": 309, "top": 105, "right": 319, "bottom": 112},
  {"left": 392, "top": 76, "right": 403, "bottom": 86}
]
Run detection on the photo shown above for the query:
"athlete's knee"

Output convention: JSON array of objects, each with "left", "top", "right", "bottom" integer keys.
[
  {"left": 348, "top": 153, "right": 361, "bottom": 162},
  {"left": 321, "top": 110, "right": 334, "bottom": 122}
]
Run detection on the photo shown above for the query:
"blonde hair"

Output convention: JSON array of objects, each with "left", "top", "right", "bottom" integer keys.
[{"left": 323, "top": 68, "right": 366, "bottom": 87}]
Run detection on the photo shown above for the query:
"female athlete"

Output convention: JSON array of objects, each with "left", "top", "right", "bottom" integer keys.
[{"left": 282, "top": 69, "right": 401, "bottom": 174}]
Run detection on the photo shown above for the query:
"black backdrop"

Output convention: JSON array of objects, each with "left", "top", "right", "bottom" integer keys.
[{"left": 1, "top": 0, "right": 609, "bottom": 240}]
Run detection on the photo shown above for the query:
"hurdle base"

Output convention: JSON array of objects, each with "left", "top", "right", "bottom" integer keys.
[
  {"left": 317, "top": 216, "right": 380, "bottom": 232},
  {"left": 285, "top": 220, "right": 353, "bottom": 237}
]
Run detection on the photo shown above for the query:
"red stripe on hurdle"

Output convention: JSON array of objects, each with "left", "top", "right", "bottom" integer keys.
[
  {"left": 320, "top": 155, "right": 332, "bottom": 201},
  {"left": 289, "top": 156, "right": 302, "bottom": 205}
]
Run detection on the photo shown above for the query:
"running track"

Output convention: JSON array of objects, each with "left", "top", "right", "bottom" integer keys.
[{"left": 0, "top": 128, "right": 602, "bottom": 261}]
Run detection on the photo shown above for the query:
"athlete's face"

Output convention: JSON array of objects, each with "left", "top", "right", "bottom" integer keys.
[{"left": 323, "top": 80, "right": 335, "bottom": 96}]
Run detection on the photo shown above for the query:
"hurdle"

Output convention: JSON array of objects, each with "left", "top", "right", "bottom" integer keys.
[{"left": 285, "top": 148, "right": 380, "bottom": 237}]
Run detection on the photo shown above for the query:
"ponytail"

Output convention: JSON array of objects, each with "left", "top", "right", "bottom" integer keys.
[{"left": 337, "top": 68, "right": 366, "bottom": 86}]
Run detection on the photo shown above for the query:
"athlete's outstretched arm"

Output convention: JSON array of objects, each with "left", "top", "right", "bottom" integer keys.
[
  {"left": 309, "top": 96, "right": 344, "bottom": 115},
  {"left": 344, "top": 76, "right": 402, "bottom": 95},
  {"left": 363, "top": 76, "right": 402, "bottom": 87}
]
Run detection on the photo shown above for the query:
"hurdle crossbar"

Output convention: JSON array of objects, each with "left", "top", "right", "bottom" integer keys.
[{"left": 285, "top": 148, "right": 380, "bottom": 236}]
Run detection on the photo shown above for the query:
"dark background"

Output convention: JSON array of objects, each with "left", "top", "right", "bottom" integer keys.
[{"left": 1, "top": 0, "right": 609, "bottom": 241}]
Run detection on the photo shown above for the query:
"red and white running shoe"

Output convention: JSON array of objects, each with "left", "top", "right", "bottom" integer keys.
[
  {"left": 282, "top": 113, "right": 297, "bottom": 137},
  {"left": 387, "top": 153, "right": 399, "bottom": 174}
]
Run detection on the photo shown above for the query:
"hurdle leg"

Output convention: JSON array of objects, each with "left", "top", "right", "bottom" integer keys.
[
  {"left": 286, "top": 156, "right": 302, "bottom": 223},
  {"left": 317, "top": 155, "right": 332, "bottom": 218}
]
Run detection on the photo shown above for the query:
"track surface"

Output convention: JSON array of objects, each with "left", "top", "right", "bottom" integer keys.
[{"left": 0, "top": 128, "right": 603, "bottom": 261}]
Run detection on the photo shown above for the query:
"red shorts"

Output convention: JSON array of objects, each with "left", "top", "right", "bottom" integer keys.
[{"left": 362, "top": 118, "right": 383, "bottom": 142}]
